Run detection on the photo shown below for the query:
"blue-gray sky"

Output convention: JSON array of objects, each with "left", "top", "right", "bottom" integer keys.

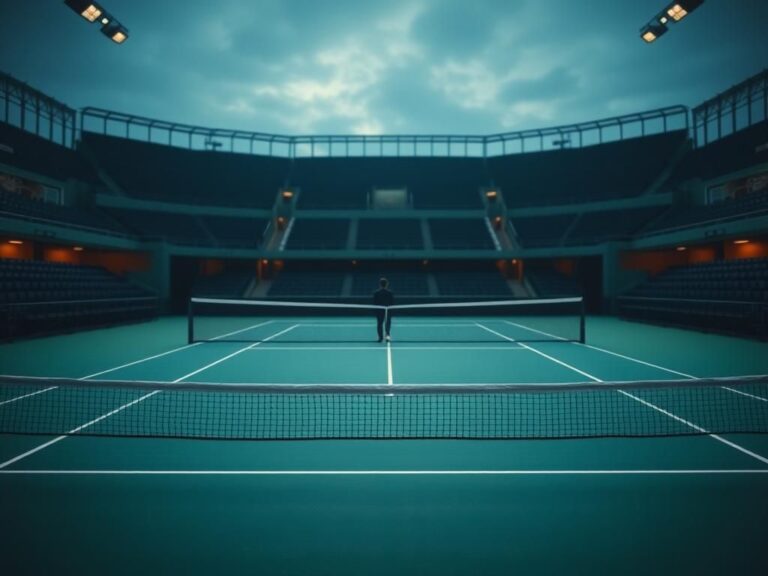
[{"left": 1, "top": 0, "right": 766, "bottom": 135}]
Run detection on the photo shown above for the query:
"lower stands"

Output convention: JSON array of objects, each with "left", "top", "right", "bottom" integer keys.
[
  {"left": 432, "top": 272, "right": 510, "bottom": 297},
  {"left": 0, "top": 259, "right": 157, "bottom": 339},
  {"left": 192, "top": 271, "right": 254, "bottom": 298},
  {"left": 268, "top": 272, "right": 347, "bottom": 297},
  {"left": 351, "top": 272, "right": 430, "bottom": 297},
  {"left": 618, "top": 258, "right": 768, "bottom": 338},
  {"left": 266, "top": 267, "right": 511, "bottom": 298}
]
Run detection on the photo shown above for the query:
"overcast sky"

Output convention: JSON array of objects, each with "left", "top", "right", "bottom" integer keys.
[{"left": 0, "top": 0, "right": 766, "bottom": 136}]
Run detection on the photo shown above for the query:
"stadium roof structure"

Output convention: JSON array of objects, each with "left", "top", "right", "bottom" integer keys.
[{"left": 79, "top": 105, "right": 689, "bottom": 159}]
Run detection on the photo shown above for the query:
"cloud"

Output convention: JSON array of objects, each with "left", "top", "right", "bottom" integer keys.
[{"left": 0, "top": 0, "right": 767, "bottom": 138}]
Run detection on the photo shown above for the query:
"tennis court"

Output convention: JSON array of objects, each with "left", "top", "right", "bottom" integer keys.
[{"left": 2, "top": 311, "right": 768, "bottom": 575}]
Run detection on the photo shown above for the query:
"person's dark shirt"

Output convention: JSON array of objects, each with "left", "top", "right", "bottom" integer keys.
[{"left": 373, "top": 287, "right": 394, "bottom": 307}]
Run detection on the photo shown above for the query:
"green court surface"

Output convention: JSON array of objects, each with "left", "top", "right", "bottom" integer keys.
[{"left": 1, "top": 316, "right": 768, "bottom": 575}]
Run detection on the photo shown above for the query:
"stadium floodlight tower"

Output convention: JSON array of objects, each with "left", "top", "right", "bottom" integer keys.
[
  {"left": 64, "top": 0, "right": 129, "bottom": 43},
  {"left": 641, "top": 0, "right": 705, "bottom": 43}
]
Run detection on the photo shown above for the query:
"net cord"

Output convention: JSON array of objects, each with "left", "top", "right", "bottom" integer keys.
[
  {"left": 190, "top": 296, "right": 583, "bottom": 311},
  {"left": 2, "top": 374, "right": 767, "bottom": 395}
]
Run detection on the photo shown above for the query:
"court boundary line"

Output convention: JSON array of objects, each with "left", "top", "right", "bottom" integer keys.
[
  {"left": 0, "top": 386, "right": 57, "bottom": 407},
  {"left": 476, "top": 322, "right": 768, "bottom": 466},
  {"left": 0, "top": 321, "right": 277, "bottom": 408},
  {"left": 506, "top": 321, "right": 768, "bottom": 403},
  {"left": 1, "top": 469, "right": 767, "bottom": 476},
  {"left": 0, "top": 324, "right": 300, "bottom": 470}
]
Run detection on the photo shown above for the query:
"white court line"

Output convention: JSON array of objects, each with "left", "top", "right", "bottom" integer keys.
[
  {"left": 0, "top": 325, "right": 300, "bottom": 470},
  {"left": 475, "top": 323, "right": 596, "bottom": 380},
  {"left": 292, "top": 323, "right": 482, "bottom": 328},
  {"left": 505, "top": 321, "right": 768, "bottom": 404},
  {"left": 0, "top": 335, "right": 211, "bottom": 409},
  {"left": 209, "top": 320, "right": 275, "bottom": 341},
  {"left": 504, "top": 321, "right": 566, "bottom": 341},
  {"left": 0, "top": 386, "right": 57, "bottom": 407},
  {"left": 0, "top": 321, "right": 275, "bottom": 409},
  {"left": 245, "top": 346, "right": 526, "bottom": 351},
  {"left": 1, "top": 469, "right": 767, "bottom": 476},
  {"left": 387, "top": 340, "right": 393, "bottom": 386},
  {"left": 722, "top": 387, "right": 768, "bottom": 402},
  {"left": 475, "top": 322, "right": 768, "bottom": 466}
]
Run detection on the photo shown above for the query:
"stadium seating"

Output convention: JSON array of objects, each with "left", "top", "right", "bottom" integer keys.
[
  {"left": 510, "top": 214, "right": 577, "bottom": 248},
  {"left": 350, "top": 272, "right": 430, "bottom": 296},
  {"left": 294, "top": 157, "right": 486, "bottom": 209},
  {"left": 82, "top": 133, "right": 288, "bottom": 208},
  {"left": 356, "top": 219, "right": 423, "bottom": 249},
  {"left": 268, "top": 271, "right": 347, "bottom": 297},
  {"left": 666, "top": 120, "right": 768, "bottom": 186},
  {"left": 192, "top": 270, "right": 253, "bottom": 297},
  {"left": 0, "top": 259, "right": 157, "bottom": 338},
  {"left": 564, "top": 206, "right": 668, "bottom": 244},
  {"left": 0, "top": 123, "right": 97, "bottom": 184},
  {"left": 618, "top": 258, "right": 768, "bottom": 337},
  {"left": 644, "top": 190, "right": 768, "bottom": 234},
  {"left": 428, "top": 219, "right": 495, "bottom": 249},
  {"left": 103, "top": 208, "right": 211, "bottom": 245},
  {"left": 488, "top": 131, "right": 687, "bottom": 208},
  {"left": 285, "top": 219, "right": 350, "bottom": 250},
  {"left": 525, "top": 266, "right": 580, "bottom": 297},
  {"left": 199, "top": 215, "right": 270, "bottom": 247},
  {"left": 432, "top": 271, "right": 510, "bottom": 296},
  {"left": 0, "top": 188, "right": 126, "bottom": 233}
]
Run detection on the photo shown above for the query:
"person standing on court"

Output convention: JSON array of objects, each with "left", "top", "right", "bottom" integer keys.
[{"left": 373, "top": 277, "right": 394, "bottom": 342}]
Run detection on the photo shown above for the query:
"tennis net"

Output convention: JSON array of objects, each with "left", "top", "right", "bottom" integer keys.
[
  {"left": 187, "top": 297, "right": 586, "bottom": 343},
  {"left": 1, "top": 375, "right": 767, "bottom": 440}
]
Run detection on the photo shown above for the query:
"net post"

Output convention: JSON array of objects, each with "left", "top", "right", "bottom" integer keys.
[
  {"left": 579, "top": 298, "right": 586, "bottom": 343},
  {"left": 187, "top": 298, "right": 194, "bottom": 344}
]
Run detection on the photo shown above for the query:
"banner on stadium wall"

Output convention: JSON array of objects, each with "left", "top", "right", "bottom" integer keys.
[
  {"left": 0, "top": 170, "right": 62, "bottom": 204},
  {"left": 707, "top": 169, "right": 768, "bottom": 204}
]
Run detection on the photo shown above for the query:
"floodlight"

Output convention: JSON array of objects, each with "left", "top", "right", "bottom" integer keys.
[
  {"left": 665, "top": 1, "right": 705, "bottom": 22},
  {"left": 8, "top": 240, "right": 24, "bottom": 245},
  {"left": 733, "top": 239, "right": 750, "bottom": 245},
  {"left": 281, "top": 190, "right": 295, "bottom": 201},
  {"left": 485, "top": 190, "right": 498, "bottom": 200},
  {"left": 64, "top": 0, "right": 104, "bottom": 22},
  {"left": 101, "top": 20, "right": 129, "bottom": 43},
  {"left": 641, "top": 23, "right": 668, "bottom": 43}
]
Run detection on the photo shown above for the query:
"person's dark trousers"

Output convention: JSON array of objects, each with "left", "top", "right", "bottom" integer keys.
[{"left": 376, "top": 310, "right": 391, "bottom": 341}]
